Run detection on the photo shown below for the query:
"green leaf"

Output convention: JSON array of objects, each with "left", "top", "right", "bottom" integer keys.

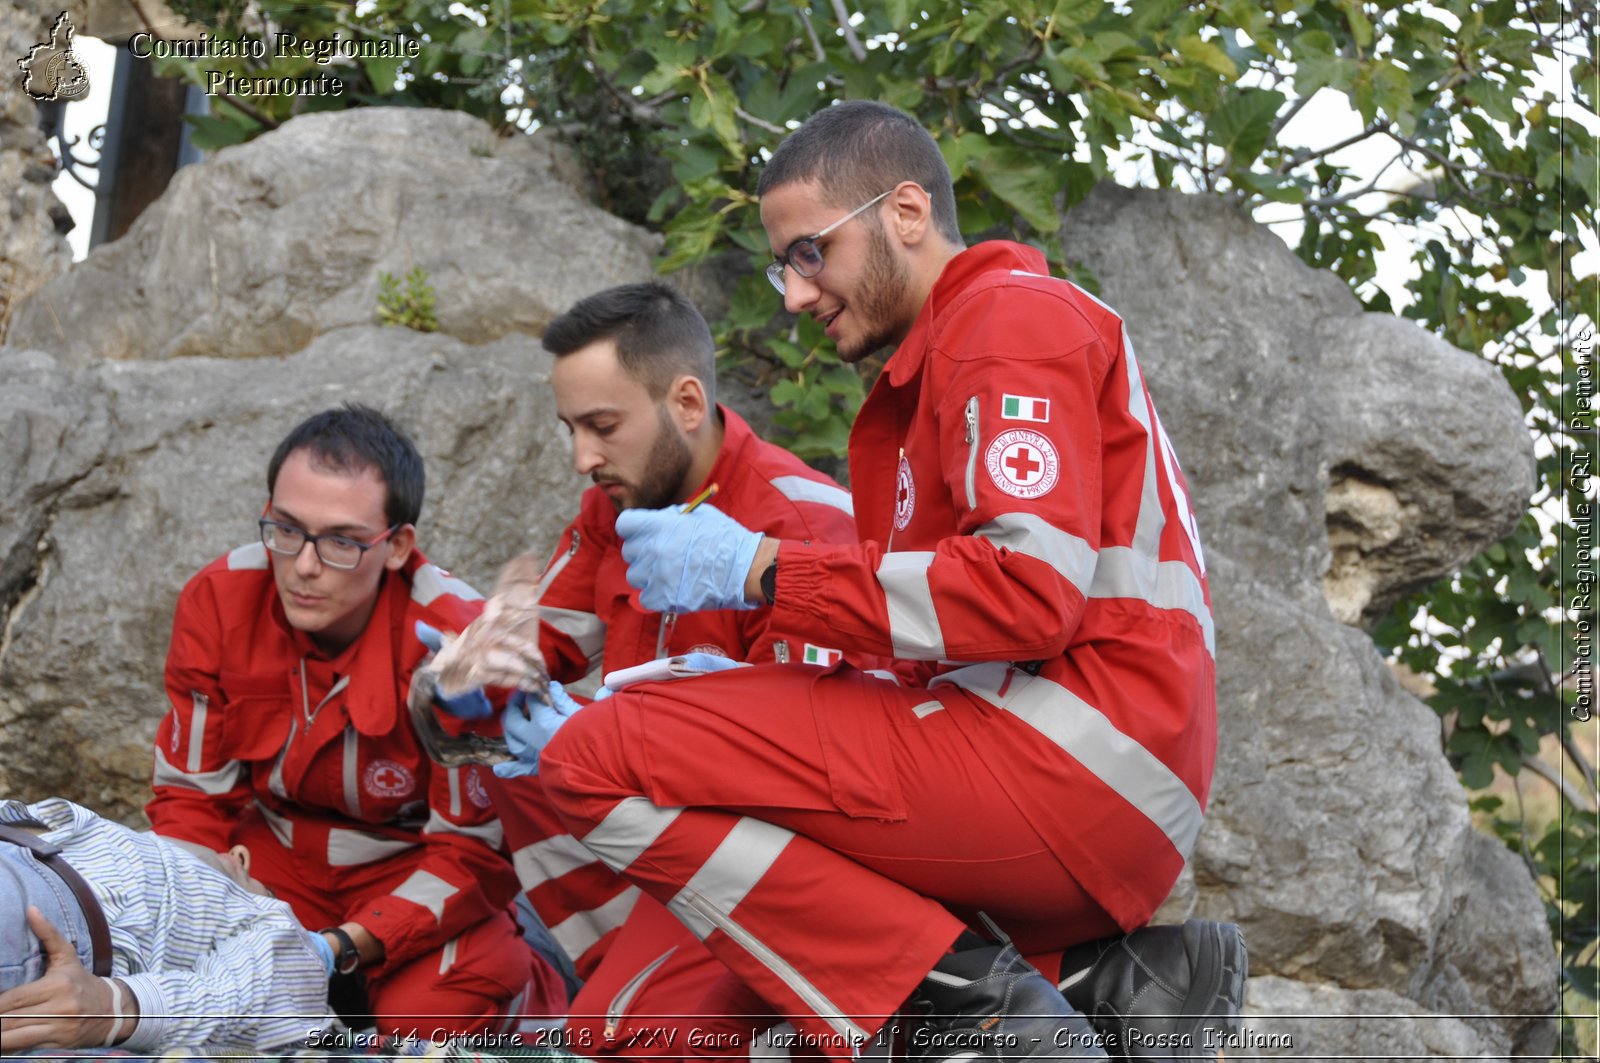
[
  {"left": 1174, "top": 35, "right": 1238, "bottom": 79},
  {"left": 1210, "top": 87, "right": 1285, "bottom": 166},
  {"left": 977, "top": 147, "right": 1065, "bottom": 233}
]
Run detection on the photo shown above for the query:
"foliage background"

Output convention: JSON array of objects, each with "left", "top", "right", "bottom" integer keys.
[{"left": 146, "top": 0, "right": 1596, "bottom": 1045}]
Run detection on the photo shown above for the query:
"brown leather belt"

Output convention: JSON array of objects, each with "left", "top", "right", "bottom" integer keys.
[{"left": 0, "top": 821, "right": 113, "bottom": 976}]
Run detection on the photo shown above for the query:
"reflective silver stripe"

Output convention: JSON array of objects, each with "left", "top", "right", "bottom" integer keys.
[
  {"left": 911, "top": 700, "right": 943, "bottom": 718},
  {"left": 579, "top": 797, "right": 683, "bottom": 873},
  {"left": 541, "top": 606, "right": 607, "bottom": 662},
  {"left": 185, "top": 692, "right": 209, "bottom": 773},
  {"left": 268, "top": 715, "right": 296, "bottom": 800},
  {"left": 512, "top": 833, "right": 601, "bottom": 889},
  {"left": 153, "top": 747, "right": 241, "bottom": 795},
  {"left": 411, "top": 564, "right": 484, "bottom": 607},
  {"left": 342, "top": 725, "right": 361, "bottom": 818},
  {"left": 668, "top": 817, "right": 793, "bottom": 940},
  {"left": 1091, "top": 547, "right": 1216, "bottom": 657},
  {"left": 439, "top": 936, "right": 459, "bottom": 975},
  {"left": 327, "top": 828, "right": 418, "bottom": 866},
  {"left": 1122, "top": 335, "right": 1166, "bottom": 561},
  {"left": 447, "top": 766, "right": 463, "bottom": 817},
  {"left": 875, "top": 551, "right": 945, "bottom": 660},
  {"left": 256, "top": 800, "right": 295, "bottom": 848},
  {"left": 769, "top": 476, "right": 854, "bottom": 517},
  {"left": 550, "top": 885, "right": 639, "bottom": 961},
  {"left": 226, "top": 542, "right": 269, "bottom": 570},
  {"left": 931, "top": 663, "right": 1203, "bottom": 858},
  {"left": 423, "top": 809, "right": 504, "bottom": 851},
  {"left": 392, "top": 869, "right": 458, "bottom": 921},
  {"left": 975, "top": 512, "right": 1097, "bottom": 597},
  {"left": 675, "top": 891, "right": 868, "bottom": 1046}
]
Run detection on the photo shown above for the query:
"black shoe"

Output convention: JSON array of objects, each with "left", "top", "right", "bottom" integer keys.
[
  {"left": 1059, "top": 920, "right": 1247, "bottom": 1061},
  {"left": 908, "top": 941, "right": 1108, "bottom": 1061}
]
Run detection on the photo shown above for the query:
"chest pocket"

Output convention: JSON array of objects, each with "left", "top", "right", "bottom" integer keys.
[{"left": 216, "top": 671, "right": 293, "bottom": 762}]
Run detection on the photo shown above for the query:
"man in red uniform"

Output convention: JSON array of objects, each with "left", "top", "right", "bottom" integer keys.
[
  {"left": 532, "top": 103, "right": 1246, "bottom": 1062},
  {"left": 146, "top": 405, "right": 561, "bottom": 1040},
  {"left": 459, "top": 283, "right": 864, "bottom": 1054}
]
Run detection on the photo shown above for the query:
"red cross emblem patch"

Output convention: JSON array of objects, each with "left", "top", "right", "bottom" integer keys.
[
  {"left": 985, "top": 428, "right": 1060, "bottom": 499},
  {"left": 364, "top": 759, "right": 416, "bottom": 799}
]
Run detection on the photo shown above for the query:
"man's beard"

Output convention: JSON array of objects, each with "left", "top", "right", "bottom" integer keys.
[
  {"left": 835, "top": 222, "right": 914, "bottom": 363},
  {"left": 604, "top": 403, "right": 695, "bottom": 511}
]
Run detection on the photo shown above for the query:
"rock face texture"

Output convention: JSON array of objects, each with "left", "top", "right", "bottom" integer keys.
[
  {"left": 0, "top": 110, "right": 1554, "bottom": 1057},
  {"left": 1061, "top": 184, "right": 1549, "bottom": 1058},
  {"left": 6, "top": 108, "right": 661, "bottom": 361},
  {"left": 0, "top": 0, "right": 81, "bottom": 319}
]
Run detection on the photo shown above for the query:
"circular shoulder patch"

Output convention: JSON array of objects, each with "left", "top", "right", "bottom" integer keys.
[
  {"left": 894, "top": 454, "right": 916, "bottom": 531},
  {"left": 985, "top": 429, "right": 1060, "bottom": 499},
  {"left": 363, "top": 759, "right": 416, "bottom": 799},
  {"left": 465, "top": 768, "right": 492, "bottom": 809}
]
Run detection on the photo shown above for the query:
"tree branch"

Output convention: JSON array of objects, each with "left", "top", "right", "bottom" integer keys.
[
  {"left": 1275, "top": 120, "right": 1387, "bottom": 175},
  {"left": 1388, "top": 130, "right": 1534, "bottom": 187},
  {"left": 796, "top": 4, "right": 826, "bottom": 61},
  {"left": 1521, "top": 753, "right": 1598, "bottom": 812},
  {"left": 735, "top": 106, "right": 786, "bottom": 135},
  {"left": 829, "top": 0, "right": 868, "bottom": 62}
]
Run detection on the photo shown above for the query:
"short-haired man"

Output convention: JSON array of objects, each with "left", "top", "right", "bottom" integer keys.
[
  {"left": 0, "top": 797, "right": 334, "bottom": 1053},
  {"left": 145, "top": 404, "right": 563, "bottom": 1039},
  {"left": 451, "top": 282, "right": 863, "bottom": 1053},
  {"left": 532, "top": 102, "right": 1245, "bottom": 1062}
]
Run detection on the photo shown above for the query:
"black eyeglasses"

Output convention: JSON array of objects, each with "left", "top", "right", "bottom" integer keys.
[
  {"left": 764, "top": 189, "right": 893, "bottom": 295},
  {"left": 259, "top": 519, "right": 399, "bottom": 570}
]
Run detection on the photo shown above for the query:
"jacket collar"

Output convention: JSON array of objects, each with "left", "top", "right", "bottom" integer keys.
[{"left": 886, "top": 240, "right": 1050, "bottom": 388}]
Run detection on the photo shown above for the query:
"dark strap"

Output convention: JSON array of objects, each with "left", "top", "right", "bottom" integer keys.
[{"left": 0, "top": 822, "right": 113, "bottom": 976}]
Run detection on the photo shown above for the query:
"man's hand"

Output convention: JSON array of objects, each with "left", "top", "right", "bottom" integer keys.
[
  {"left": 616, "top": 502, "right": 765, "bottom": 614},
  {"left": 496, "top": 680, "right": 584, "bottom": 779},
  {"left": 0, "top": 907, "right": 130, "bottom": 1051}
]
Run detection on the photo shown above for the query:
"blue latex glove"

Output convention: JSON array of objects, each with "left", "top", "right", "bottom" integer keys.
[
  {"left": 616, "top": 502, "right": 763, "bottom": 614},
  {"left": 307, "top": 930, "right": 335, "bottom": 976},
  {"left": 675, "top": 652, "right": 746, "bottom": 675},
  {"left": 415, "top": 621, "right": 493, "bottom": 720},
  {"left": 495, "top": 680, "right": 584, "bottom": 779}
]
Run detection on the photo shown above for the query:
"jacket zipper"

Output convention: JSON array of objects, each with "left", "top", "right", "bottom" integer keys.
[
  {"left": 537, "top": 531, "right": 581, "bottom": 596},
  {"left": 963, "top": 395, "right": 980, "bottom": 510},
  {"left": 605, "top": 945, "right": 677, "bottom": 1039}
]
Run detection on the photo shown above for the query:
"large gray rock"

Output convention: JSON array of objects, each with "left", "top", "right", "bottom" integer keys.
[
  {"left": 6, "top": 107, "right": 661, "bottom": 362},
  {"left": 1062, "top": 185, "right": 1551, "bottom": 1056},
  {"left": 0, "top": 329, "right": 586, "bottom": 821}
]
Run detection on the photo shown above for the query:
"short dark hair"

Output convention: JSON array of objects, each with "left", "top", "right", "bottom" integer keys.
[
  {"left": 757, "top": 100, "right": 962, "bottom": 245},
  {"left": 542, "top": 282, "right": 717, "bottom": 404},
  {"left": 266, "top": 403, "right": 424, "bottom": 527}
]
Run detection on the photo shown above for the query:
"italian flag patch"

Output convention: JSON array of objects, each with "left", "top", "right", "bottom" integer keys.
[
  {"left": 1002, "top": 394, "right": 1050, "bottom": 422},
  {"left": 803, "top": 644, "right": 842, "bottom": 666}
]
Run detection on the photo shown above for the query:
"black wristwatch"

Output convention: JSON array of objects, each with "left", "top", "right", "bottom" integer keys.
[
  {"left": 759, "top": 560, "right": 777, "bottom": 604},
  {"left": 321, "top": 926, "right": 361, "bottom": 975}
]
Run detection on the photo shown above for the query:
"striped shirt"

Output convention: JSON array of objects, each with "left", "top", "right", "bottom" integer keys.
[{"left": 0, "top": 798, "right": 332, "bottom": 1052}]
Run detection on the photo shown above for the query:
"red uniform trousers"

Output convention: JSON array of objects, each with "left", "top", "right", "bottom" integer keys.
[
  {"left": 539, "top": 664, "right": 1125, "bottom": 1057},
  {"left": 494, "top": 777, "right": 779, "bottom": 1059},
  {"left": 236, "top": 808, "right": 559, "bottom": 1040}
]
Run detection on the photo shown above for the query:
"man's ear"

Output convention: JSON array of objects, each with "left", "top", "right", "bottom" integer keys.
[
  {"left": 888, "top": 180, "right": 933, "bottom": 247},
  {"left": 667, "top": 373, "right": 711, "bottom": 433},
  {"left": 385, "top": 524, "right": 417, "bottom": 570}
]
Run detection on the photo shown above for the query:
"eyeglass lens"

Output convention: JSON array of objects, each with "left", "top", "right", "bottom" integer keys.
[{"left": 260, "top": 522, "right": 366, "bottom": 569}]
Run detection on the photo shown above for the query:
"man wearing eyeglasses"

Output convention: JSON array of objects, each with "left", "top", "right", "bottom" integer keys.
[
  {"left": 145, "top": 404, "right": 562, "bottom": 1041},
  {"left": 526, "top": 101, "right": 1244, "bottom": 1063}
]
